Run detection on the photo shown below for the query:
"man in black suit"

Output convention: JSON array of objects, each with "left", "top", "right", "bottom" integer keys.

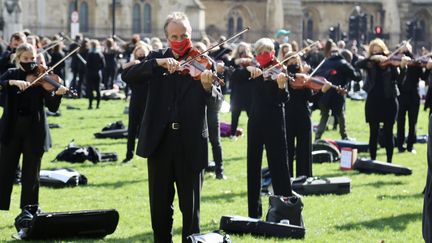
[
  {"left": 121, "top": 12, "right": 222, "bottom": 243},
  {"left": 424, "top": 114, "right": 432, "bottom": 243}
]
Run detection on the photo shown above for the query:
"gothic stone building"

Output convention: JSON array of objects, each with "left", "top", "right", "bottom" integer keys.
[{"left": 0, "top": 0, "right": 431, "bottom": 47}]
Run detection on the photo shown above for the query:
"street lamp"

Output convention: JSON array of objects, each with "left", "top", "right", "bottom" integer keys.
[{"left": 112, "top": 0, "right": 116, "bottom": 36}]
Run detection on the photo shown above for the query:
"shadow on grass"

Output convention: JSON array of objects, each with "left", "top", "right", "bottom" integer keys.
[
  {"left": 86, "top": 178, "right": 146, "bottom": 188},
  {"left": 376, "top": 192, "right": 423, "bottom": 200},
  {"left": 224, "top": 156, "right": 246, "bottom": 163},
  {"left": 201, "top": 191, "right": 247, "bottom": 203},
  {"left": 356, "top": 180, "right": 405, "bottom": 188},
  {"left": 336, "top": 212, "right": 422, "bottom": 231},
  {"left": 105, "top": 231, "right": 154, "bottom": 242},
  {"left": 82, "top": 140, "right": 127, "bottom": 147}
]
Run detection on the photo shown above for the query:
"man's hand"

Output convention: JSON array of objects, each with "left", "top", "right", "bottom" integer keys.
[
  {"left": 9, "top": 80, "right": 30, "bottom": 91},
  {"left": 400, "top": 56, "right": 411, "bottom": 68},
  {"left": 200, "top": 70, "right": 213, "bottom": 91},
  {"left": 426, "top": 59, "right": 432, "bottom": 70},
  {"left": 321, "top": 80, "right": 332, "bottom": 93},
  {"left": 246, "top": 66, "right": 262, "bottom": 79},
  {"left": 276, "top": 73, "right": 287, "bottom": 89},
  {"left": 156, "top": 58, "right": 180, "bottom": 73},
  {"left": 55, "top": 85, "right": 68, "bottom": 96}
]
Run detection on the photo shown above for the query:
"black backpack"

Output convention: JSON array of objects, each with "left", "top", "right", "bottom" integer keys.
[
  {"left": 102, "top": 121, "right": 125, "bottom": 131},
  {"left": 53, "top": 140, "right": 118, "bottom": 164}
]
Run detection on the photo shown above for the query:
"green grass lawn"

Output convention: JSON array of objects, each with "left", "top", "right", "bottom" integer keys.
[{"left": 0, "top": 97, "right": 428, "bottom": 242}]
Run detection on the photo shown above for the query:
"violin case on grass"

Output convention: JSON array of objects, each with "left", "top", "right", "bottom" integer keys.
[
  {"left": 220, "top": 215, "right": 305, "bottom": 239},
  {"left": 312, "top": 140, "right": 341, "bottom": 161},
  {"left": 291, "top": 176, "right": 351, "bottom": 195},
  {"left": 312, "top": 150, "right": 335, "bottom": 163},
  {"left": 39, "top": 168, "right": 87, "bottom": 188},
  {"left": 326, "top": 139, "right": 369, "bottom": 153},
  {"left": 94, "top": 129, "right": 128, "bottom": 139},
  {"left": 14, "top": 206, "right": 119, "bottom": 240},
  {"left": 353, "top": 158, "right": 412, "bottom": 176}
]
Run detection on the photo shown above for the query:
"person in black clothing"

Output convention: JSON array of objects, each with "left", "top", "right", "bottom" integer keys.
[
  {"left": 423, "top": 114, "right": 432, "bottom": 243},
  {"left": 121, "top": 44, "right": 151, "bottom": 163},
  {"left": 0, "top": 32, "right": 26, "bottom": 75},
  {"left": 355, "top": 38, "right": 401, "bottom": 162},
  {"left": 0, "top": 43, "right": 67, "bottom": 211},
  {"left": 49, "top": 39, "right": 66, "bottom": 83},
  {"left": 121, "top": 12, "right": 221, "bottom": 243},
  {"left": 77, "top": 38, "right": 89, "bottom": 98},
  {"left": 285, "top": 53, "right": 331, "bottom": 177},
  {"left": 68, "top": 34, "right": 83, "bottom": 95},
  {"left": 245, "top": 38, "right": 293, "bottom": 219},
  {"left": 103, "top": 37, "right": 120, "bottom": 89},
  {"left": 229, "top": 42, "right": 254, "bottom": 139},
  {"left": 315, "top": 40, "right": 361, "bottom": 141},
  {"left": 86, "top": 40, "right": 105, "bottom": 109},
  {"left": 396, "top": 42, "right": 432, "bottom": 153},
  {"left": 304, "top": 43, "right": 324, "bottom": 69}
]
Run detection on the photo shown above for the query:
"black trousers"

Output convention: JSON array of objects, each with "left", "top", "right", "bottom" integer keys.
[
  {"left": 0, "top": 116, "right": 43, "bottom": 210},
  {"left": 126, "top": 95, "right": 145, "bottom": 159},
  {"left": 397, "top": 92, "right": 420, "bottom": 150},
  {"left": 86, "top": 72, "right": 101, "bottom": 108},
  {"left": 207, "top": 108, "right": 223, "bottom": 172},
  {"left": 286, "top": 110, "right": 312, "bottom": 177},
  {"left": 147, "top": 128, "right": 203, "bottom": 243},
  {"left": 369, "top": 121, "right": 394, "bottom": 162},
  {"left": 247, "top": 116, "right": 292, "bottom": 219},
  {"left": 103, "top": 66, "right": 116, "bottom": 89},
  {"left": 230, "top": 106, "right": 249, "bottom": 136}
]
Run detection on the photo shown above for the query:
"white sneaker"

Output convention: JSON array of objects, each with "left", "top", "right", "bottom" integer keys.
[{"left": 229, "top": 135, "right": 238, "bottom": 141}]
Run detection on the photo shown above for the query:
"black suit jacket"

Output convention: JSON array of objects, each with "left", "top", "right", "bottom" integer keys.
[
  {"left": 424, "top": 114, "right": 432, "bottom": 243},
  {"left": 0, "top": 68, "right": 62, "bottom": 152},
  {"left": 121, "top": 48, "right": 222, "bottom": 171}
]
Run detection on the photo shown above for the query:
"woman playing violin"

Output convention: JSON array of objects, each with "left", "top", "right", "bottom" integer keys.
[
  {"left": 355, "top": 38, "right": 401, "bottom": 163},
  {"left": 396, "top": 42, "right": 432, "bottom": 153},
  {"left": 245, "top": 37, "right": 295, "bottom": 219},
  {"left": 284, "top": 52, "right": 331, "bottom": 178},
  {"left": 0, "top": 43, "right": 67, "bottom": 212},
  {"left": 229, "top": 42, "right": 254, "bottom": 139}
]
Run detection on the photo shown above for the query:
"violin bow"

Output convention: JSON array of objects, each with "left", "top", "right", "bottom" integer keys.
[
  {"left": 262, "top": 41, "right": 320, "bottom": 74},
  {"left": 22, "top": 46, "right": 81, "bottom": 91},
  {"left": 180, "top": 27, "right": 250, "bottom": 67},
  {"left": 38, "top": 37, "right": 64, "bottom": 55},
  {"left": 58, "top": 32, "right": 88, "bottom": 65},
  {"left": 387, "top": 39, "right": 411, "bottom": 59},
  {"left": 308, "top": 58, "right": 326, "bottom": 77}
]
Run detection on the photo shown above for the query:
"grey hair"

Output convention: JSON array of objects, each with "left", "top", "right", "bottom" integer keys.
[
  {"left": 163, "top": 12, "right": 192, "bottom": 37},
  {"left": 254, "top": 38, "right": 274, "bottom": 54}
]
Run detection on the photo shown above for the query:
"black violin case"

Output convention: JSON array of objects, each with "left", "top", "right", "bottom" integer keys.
[
  {"left": 219, "top": 215, "right": 305, "bottom": 239},
  {"left": 353, "top": 158, "right": 412, "bottom": 176},
  {"left": 94, "top": 129, "right": 128, "bottom": 139},
  {"left": 291, "top": 176, "right": 351, "bottom": 195},
  {"left": 15, "top": 208, "right": 119, "bottom": 240}
]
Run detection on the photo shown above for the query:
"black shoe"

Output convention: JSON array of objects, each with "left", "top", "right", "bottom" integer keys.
[
  {"left": 398, "top": 147, "right": 406, "bottom": 153},
  {"left": 122, "top": 157, "right": 133, "bottom": 163},
  {"left": 216, "top": 171, "right": 227, "bottom": 180}
]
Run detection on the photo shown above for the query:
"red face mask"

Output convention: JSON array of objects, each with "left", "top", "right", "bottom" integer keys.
[
  {"left": 169, "top": 38, "right": 192, "bottom": 57},
  {"left": 256, "top": 51, "right": 275, "bottom": 67}
]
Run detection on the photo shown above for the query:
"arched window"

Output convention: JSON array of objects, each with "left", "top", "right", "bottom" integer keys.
[
  {"left": 132, "top": 3, "right": 141, "bottom": 34},
  {"left": 228, "top": 17, "right": 234, "bottom": 37},
  {"left": 79, "top": 1, "right": 89, "bottom": 32},
  {"left": 143, "top": 3, "right": 152, "bottom": 33},
  {"left": 306, "top": 19, "right": 313, "bottom": 39},
  {"left": 237, "top": 17, "right": 243, "bottom": 32}
]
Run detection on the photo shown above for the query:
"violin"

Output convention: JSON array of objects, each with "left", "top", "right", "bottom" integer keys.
[
  {"left": 289, "top": 74, "right": 347, "bottom": 95},
  {"left": 262, "top": 59, "right": 287, "bottom": 80},
  {"left": 176, "top": 47, "right": 225, "bottom": 86},
  {"left": 24, "top": 64, "right": 77, "bottom": 96}
]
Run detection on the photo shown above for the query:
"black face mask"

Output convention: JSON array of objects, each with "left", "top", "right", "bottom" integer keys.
[
  {"left": 137, "top": 56, "right": 146, "bottom": 61},
  {"left": 403, "top": 51, "right": 413, "bottom": 58},
  {"left": 20, "top": 61, "right": 37, "bottom": 73},
  {"left": 287, "top": 64, "right": 299, "bottom": 74}
]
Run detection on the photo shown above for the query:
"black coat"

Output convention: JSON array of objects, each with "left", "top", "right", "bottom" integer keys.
[
  {"left": 0, "top": 68, "right": 61, "bottom": 152},
  {"left": 424, "top": 114, "right": 432, "bottom": 243},
  {"left": 230, "top": 67, "right": 253, "bottom": 112},
  {"left": 355, "top": 58, "right": 399, "bottom": 98},
  {"left": 121, "top": 48, "right": 222, "bottom": 171},
  {"left": 0, "top": 47, "right": 15, "bottom": 75},
  {"left": 316, "top": 54, "right": 360, "bottom": 114}
]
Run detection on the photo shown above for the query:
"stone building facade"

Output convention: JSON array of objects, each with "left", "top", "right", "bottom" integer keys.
[{"left": 0, "top": 0, "right": 430, "bottom": 48}]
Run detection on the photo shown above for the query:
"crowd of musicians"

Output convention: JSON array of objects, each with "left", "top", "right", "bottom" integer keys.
[{"left": 0, "top": 11, "right": 432, "bottom": 243}]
